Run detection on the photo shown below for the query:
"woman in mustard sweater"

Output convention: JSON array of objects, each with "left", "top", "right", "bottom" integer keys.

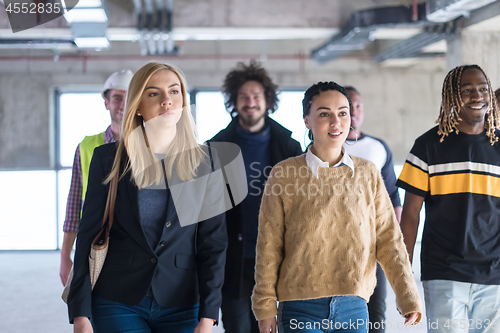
[{"left": 252, "top": 81, "right": 422, "bottom": 333}]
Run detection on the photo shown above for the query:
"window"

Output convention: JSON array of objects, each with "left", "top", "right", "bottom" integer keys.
[
  {"left": 0, "top": 171, "right": 57, "bottom": 249},
  {"left": 59, "top": 93, "right": 111, "bottom": 167},
  {"left": 0, "top": 90, "right": 108, "bottom": 250},
  {"left": 57, "top": 92, "right": 110, "bottom": 248},
  {"left": 195, "top": 92, "right": 231, "bottom": 144},
  {"left": 270, "top": 91, "right": 310, "bottom": 151}
]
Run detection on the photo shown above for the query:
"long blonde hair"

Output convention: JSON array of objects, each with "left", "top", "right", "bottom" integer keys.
[{"left": 106, "top": 62, "right": 204, "bottom": 188}]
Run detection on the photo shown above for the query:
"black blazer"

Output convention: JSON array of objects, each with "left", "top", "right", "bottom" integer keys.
[
  {"left": 67, "top": 143, "right": 227, "bottom": 323},
  {"left": 208, "top": 116, "right": 303, "bottom": 299}
]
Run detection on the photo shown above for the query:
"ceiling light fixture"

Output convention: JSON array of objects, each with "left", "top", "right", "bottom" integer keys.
[
  {"left": 64, "top": 8, "right": 108, "bottom": 23},
  {"left": 74, "top": 37, "right": 110, "bottom": 49}
]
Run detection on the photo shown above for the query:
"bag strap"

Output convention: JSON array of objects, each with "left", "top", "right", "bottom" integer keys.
[
  {"left": 104, "top": 171, "right": 118, "bottom": 230},
  {"left": 92, "top": 172, "right": 118, "bottom": 249}
]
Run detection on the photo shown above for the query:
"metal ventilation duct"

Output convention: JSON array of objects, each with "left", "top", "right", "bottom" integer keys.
[
  {"left": 375, "top": 0, "right": 498, "bottom": 62},
  {"left": 426, "top": 0, "right": 498, "bottom": 22},
  {"left": 65, "top": 0, "right": 110, "bottom": 49},
  {"left": 311, "top": 3, "right": 429, "bottom": 63},
  {"left": 374, "top": 22, "right": 455, "bottom": 62}
]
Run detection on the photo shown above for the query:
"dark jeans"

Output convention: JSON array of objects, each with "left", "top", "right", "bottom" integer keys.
[
  {"left": 221, "top": 258, "right": 259, "bottom": 333},
  {"left": 367, "top": 263, "right": 387, "bottom": 333},
  {"left": 91, "top": 296, "right": 199, "bottom": 333},
  {"left": 278, "top": 296, "right": 369, "bottom": 333}
]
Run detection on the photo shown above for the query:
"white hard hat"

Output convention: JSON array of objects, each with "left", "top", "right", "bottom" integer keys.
[{"left": 101, "top": 69, "right": 134, "bottom": 99}]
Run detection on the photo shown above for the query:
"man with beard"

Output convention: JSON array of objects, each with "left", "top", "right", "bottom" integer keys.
[
  {"left": 208, "top": 60, "right": 302, "bottom": 333},
  {"left": 59, "top": 69, "right": 134, "bottom": 286},
  {"left": 398, "top": 65, "right": 500, "bottom": 332},
  {"left": 343, "top": 86, "right": 401, "bottom": 333}
]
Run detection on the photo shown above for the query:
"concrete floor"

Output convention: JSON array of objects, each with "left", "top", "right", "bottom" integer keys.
[
  {"left": 0, "top": 244, "right": 426, "bottom": 333},
  {"left": 0, "top": 251, "right": 71, "bottom": 333}
]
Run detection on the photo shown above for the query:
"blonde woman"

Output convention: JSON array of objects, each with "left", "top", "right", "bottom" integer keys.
[
  {"left": 67, "top": 62, "right": 227, "bottom": 333},
  {"left": 252, "top": 81, "right": 422, "bottom": 333}
]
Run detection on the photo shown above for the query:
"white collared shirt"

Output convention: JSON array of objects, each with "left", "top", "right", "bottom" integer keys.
[{"left": 305, "top": 146, "right": 355, "bottom": 179}]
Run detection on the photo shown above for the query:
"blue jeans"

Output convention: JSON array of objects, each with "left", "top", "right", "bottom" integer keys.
[
  {"left": 91, "top": 296, "right": 199, "bottom": 333},
  {"left": 423, "top": 280, "right": 500, "bottom": 333},
  {"left": 278, "top": 296, "right": 369, "bottom": 333}
]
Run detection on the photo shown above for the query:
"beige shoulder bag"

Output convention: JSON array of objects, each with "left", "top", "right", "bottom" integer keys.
[{"left": 62, "top": 172, "right": 118, "bottom": 303}]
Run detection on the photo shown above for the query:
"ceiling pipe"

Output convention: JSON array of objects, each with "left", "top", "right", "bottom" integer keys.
[
  {"left": 166, "top": 0, "right": 173, "bottom": 34},
  {"left": 135, "top": 0, "right": 178, "bottom": 56},
  {"left": 132, "top": 0, "right": 143, "bottom": 30},
  {"left": 144, "top": 0, "right": 154, "bottom": 31},
  {"left": 155, "top": 0, "right": 164, "bottom": 31},
  {"left": 157, "top": 33, "right": 165, "bottom": 55},
  {"left": 0, "top": 39, "right": 75, "bottom": 49},
  {"left": 0, "top": 53, "right": 317, "bottom": 62},
  {"left": 147, "top": 33, "right": 156, "bottom": 54},
  {"left": 412, "top": 0, "right": 418, "bottom": 21}
]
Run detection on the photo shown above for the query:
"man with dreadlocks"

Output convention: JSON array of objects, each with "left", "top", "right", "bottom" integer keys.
[
  {"left": 208, "top": 60, "right": 302, "bottom": 333},
  {"left": 397, "top": 65, "right": 500, "bottom": 332}
]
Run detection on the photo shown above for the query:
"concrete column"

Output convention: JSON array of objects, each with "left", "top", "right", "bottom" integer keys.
[{"left": 447, "top": 30, "right": 500, "bottom": 88}]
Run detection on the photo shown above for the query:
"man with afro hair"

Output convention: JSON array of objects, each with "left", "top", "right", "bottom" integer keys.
[{"left": 208, "top": 60, "right": 302, "bottom": 333}]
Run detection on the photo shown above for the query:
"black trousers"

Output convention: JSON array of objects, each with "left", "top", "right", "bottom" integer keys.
[
  {"left": 221, "top": 258, "right": 259, "bottom": 333},
  {"left": 367, "top": 263, "right": 387, "bottom": 333}
]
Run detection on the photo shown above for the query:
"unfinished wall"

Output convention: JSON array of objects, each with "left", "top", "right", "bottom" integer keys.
[{"left": 447, "top": 31, "right": 500, "bottom": 89}]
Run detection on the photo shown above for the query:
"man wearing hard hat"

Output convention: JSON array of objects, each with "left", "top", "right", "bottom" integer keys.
[{"left": 59, "top": 69, "right": 134, "bottom": 286}]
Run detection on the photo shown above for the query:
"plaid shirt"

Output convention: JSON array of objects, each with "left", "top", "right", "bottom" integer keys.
[{"left": 62, "top": 127, "right": 115, "bottom": 232}]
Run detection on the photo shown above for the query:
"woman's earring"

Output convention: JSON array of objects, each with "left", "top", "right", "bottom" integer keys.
[
  {"left": 345, "top": 126, "right": 358, "bottom": 146},
  {"left": 137, "top": 111, "right": 142, "bottom": 116},
  {"left": 303, "top": 129, "right": 310, "bottom": 149}
]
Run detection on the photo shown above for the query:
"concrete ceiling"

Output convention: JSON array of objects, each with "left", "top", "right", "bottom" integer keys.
[{"left": 0, "top": 0, "right": 499, "bottom": 64}]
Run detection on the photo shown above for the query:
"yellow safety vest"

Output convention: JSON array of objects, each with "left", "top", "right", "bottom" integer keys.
[{"left": 79, "top": 132, "right": 106, "bottom": 207}]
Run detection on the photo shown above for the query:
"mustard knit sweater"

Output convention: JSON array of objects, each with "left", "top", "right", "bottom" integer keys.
[{"left": 251, "top": 154, "right": 422, "bottom": 322}]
